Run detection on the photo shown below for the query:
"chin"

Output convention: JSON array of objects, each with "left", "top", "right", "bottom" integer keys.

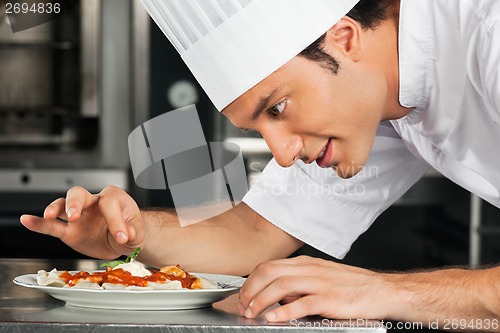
[{"left": 334, "top": 161, "right": 365, "bottom": 179}]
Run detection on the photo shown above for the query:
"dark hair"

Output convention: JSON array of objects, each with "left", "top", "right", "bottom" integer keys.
[
  {"left": 298, "top": 0, "right": 393, "bottom": 74},
  {"left": 346, "top": 0, "right": 394, "bottom": 29}
]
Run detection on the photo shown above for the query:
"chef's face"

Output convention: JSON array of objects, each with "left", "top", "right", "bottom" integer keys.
[
  {"left": 222, "top": 55, "right": 386, "bottom": 178},
  {"left": 222, "top": 20, "right": 389, "bottom": 178}
]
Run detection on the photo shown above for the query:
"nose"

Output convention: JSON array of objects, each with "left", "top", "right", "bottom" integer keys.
[{"left": 260, "top": 126, "right": 302, "bottom": 167}]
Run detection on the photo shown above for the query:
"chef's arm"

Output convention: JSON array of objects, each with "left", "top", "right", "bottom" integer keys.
[
  {"left": 238, "top": 256, "right": 499, "bottom": 330},
  {"left": 20, "top": 185, "right": 303, "bottom": 276},
  {"left": 138, "top": 203, "right": 303, "bottom": 275},
  {"left": 381, "top": 266, "right": 500, "bottom": 326}
]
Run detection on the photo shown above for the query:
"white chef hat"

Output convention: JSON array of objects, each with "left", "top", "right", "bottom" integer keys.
[{"left": 140, "top": 0, "right": 360, "bottom": 111}]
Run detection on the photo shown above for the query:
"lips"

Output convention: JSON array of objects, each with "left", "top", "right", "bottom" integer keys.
[{"left": 315, "top": 138, "right": 333, "bottom": 168}]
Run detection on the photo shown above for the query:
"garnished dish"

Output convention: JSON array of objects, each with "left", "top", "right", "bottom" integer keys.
[
  {"left": 37, "top": 248, "right": 218, "bottom": 290},
  {"left": 13, "top": 248, "right": 245, "bottom": 310}
]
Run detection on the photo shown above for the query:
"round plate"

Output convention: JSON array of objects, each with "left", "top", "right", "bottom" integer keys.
[{"left": 14, "top": 272, "right": 245, "bottom": 310}]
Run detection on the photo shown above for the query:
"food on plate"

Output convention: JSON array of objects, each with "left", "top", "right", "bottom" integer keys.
[{"left": 36, "top": 248, "right": 219, "bottom": 290}]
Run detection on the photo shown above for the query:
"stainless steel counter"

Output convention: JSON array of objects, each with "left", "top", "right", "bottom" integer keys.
[{"left": 0, "top": 258, "right": 386, "bottom": 332}]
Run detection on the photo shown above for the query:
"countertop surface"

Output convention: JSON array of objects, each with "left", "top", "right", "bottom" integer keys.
[{"left": 0, "top": 258, "right": 386, "bottom": 332}]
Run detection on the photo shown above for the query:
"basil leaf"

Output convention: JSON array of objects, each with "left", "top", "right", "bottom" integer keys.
[
  {"left": 126, "top": 247, "right": 141, "bottom": 263},
  {"left": 100, "top": 247, "right": 141, "bottom": 268},
  {"left": 100, "top": 260, "right": 124, "bottom": 269}
]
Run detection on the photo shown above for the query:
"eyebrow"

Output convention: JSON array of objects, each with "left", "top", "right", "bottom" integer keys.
[{"left": 251, "top": 86, "right": 283, "bottom": 122}]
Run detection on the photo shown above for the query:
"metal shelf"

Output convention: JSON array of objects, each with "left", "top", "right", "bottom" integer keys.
[
  {"left": 0, "top": 106, "right": 76, "bottom": 115},
  {"left": 477, "top": 226, "right": 500, "bottom": 235},
  {"left": 0, "top": 41, "right": 74, "bottom": 50}
]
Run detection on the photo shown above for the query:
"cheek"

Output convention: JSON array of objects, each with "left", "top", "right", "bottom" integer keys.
[
  {"left": 352, "top": 70, "right": 387, "bottom": 120},
  {"left": 289, "top": 87, "right": 342, "bottom": 133}
]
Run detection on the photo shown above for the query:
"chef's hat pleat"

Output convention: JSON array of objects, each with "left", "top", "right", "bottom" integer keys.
[{"left": 140, "top": 0, "right": 360, "bottom": 110}]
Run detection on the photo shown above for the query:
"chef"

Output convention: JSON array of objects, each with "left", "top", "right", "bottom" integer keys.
[{"left": 21, "top": 0, "right": 500, "bottom": 329}]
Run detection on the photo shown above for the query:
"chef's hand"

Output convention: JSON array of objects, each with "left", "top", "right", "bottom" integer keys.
[
  {"left": 238, "top": 255, "right": 387, "bottom": 322},
  {"left": 20, "top": 186, "right": 146, "bottom": 260}
]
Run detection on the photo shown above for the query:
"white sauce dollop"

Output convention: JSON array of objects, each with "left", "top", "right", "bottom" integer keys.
[{"left": 114, "top": 261, "right": 152, "bottom": 277}]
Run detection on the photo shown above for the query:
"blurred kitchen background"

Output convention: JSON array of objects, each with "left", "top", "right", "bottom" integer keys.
[{"left": 0, "top": 0, "right": 498, "bottom": 271}]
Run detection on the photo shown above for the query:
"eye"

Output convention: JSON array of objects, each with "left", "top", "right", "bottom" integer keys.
[{"left": 267, "top": 99, "right": 286, "bottom": 117}]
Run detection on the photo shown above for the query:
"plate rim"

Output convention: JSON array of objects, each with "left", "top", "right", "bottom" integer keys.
[{"left": 13, "top": 272, "right": 245, "bottom": 294}]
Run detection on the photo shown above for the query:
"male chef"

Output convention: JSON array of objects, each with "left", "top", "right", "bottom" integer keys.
[{"left": 21, "top": 0, "right": 500, "bottom": 328}]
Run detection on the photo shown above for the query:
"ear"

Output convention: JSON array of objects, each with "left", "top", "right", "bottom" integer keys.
[{"left": 323, "top": 16, "right": 363, "bottom": 62}]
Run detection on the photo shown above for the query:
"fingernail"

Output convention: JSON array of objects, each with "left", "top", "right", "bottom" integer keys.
[
  {"left": 244, "top": 307, "right": 253, "bottom": 318},
  {"left": 116, "top": 231, "right": 128, "bottom": 244},
  {"left": 265, "top": 311, "right": 277, "bottom": 322},
  {"left": 67, "top": 207, "right": 77, "bottom": 218}
]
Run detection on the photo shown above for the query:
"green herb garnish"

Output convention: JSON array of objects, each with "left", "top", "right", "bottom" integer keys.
[
  {"left": 100, "top": 247, "right": 141, "bottom": 269},
  {"left": 99, "top": 260, "right": 124, "bottom": 269}
]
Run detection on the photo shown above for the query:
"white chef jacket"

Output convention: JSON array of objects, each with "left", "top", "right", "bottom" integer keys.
[{"left": 242, "top": 0, "right": 500, "bottom": 259}]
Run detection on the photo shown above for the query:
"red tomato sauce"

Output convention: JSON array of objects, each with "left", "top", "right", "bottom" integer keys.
[{"left": 59, "top": 267, "right": 200, "bottom": 289}]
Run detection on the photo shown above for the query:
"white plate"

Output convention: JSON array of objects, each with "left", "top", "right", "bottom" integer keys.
[{"left": 13, "top": 272, "right": 245, "bottom": 310}]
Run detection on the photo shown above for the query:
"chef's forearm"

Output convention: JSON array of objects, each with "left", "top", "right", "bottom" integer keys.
[
  {"left": 380, "top": 267, "right": 500, "bottom": 329},
  {"left": 137, "top": 203, "right": 302, "bottom": 276}
]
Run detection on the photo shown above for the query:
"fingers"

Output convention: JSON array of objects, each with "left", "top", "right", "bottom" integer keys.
[
  {"left": 97, "top": 186, "right": 142, "bottom": 245},
  {"left": 20, "top": 214, "right": 69, "bottom": 240},
  {"left": 43, "top": 198, "right": 67, "bottom": 220},
  {"left": 25, "top": 185, "right": 137, "bottom": 246},
  {"left": 97, "top": 189, "right": 130, "bottom": 244},
  {"left": 242, "top": 275, "right": 321, "bottom": 319},
  {"left": 239, "top": 256, "right": 337, "bottom": 321},
  {"left": 240, "top": 256, "right": 323, "bottom": 309},
  {"left": 64, "top": 185, "right": 135, "bottom": 244},
  {"left": 279, "top": 296, "right": 300, "bottom": 305},
  {"left": 239, "top": 257, "right": 380, "bottom": 322},
  {"left": 265, "top": 296, "right": 321, "bottom": 323},
  {"left": 21, "top": 197, "right": 70, "bottom": 239},
  {"left": 35, "top": 187, "right": 94, "bottom": 222},
  {"left": 65, "top": 186, "right": 98, "bottom": 221}
]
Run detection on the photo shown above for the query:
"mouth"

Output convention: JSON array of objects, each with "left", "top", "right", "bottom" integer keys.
[{"left": 315, "top": 138, "right": 333, "bottom": 168}]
